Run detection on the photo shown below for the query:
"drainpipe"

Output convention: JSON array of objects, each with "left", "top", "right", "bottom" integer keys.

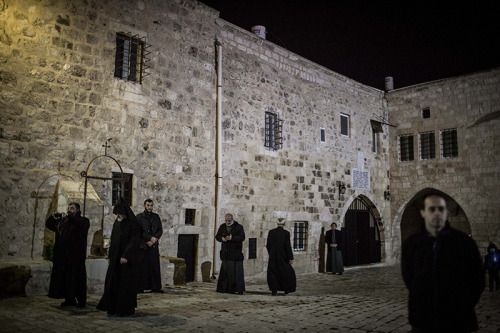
[{"left": 212, "top": 36, "right": 223, "bottom": 279}]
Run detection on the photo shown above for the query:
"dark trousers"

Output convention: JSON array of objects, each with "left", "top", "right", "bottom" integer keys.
[
  {"left": 488, "top": 268, "right": 499, "bottom": 290},
  {"left": 67, "top": 264, "right": 87, "bottom": 305},
  {"left": 139, "top": 246, "right": 162, "bottom": 291}
]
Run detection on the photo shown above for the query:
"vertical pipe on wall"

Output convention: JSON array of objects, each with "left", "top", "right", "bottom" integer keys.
[{"left": 212, "top": 36, "right": 223, "bottom": 279}]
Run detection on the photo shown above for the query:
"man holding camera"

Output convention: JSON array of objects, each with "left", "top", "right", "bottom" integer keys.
[{"left": 45, "top": 202, "right": 90, "bottom": 308}]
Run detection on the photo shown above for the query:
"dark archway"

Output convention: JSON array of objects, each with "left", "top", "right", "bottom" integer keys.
[
  {"left": 400, "top": 188, "right": 471, "bottom": 244},
  {"left": 343, "top": 197, "right": 382, "bottom": 266}
]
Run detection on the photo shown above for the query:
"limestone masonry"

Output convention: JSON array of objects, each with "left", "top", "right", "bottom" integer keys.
[{"left": 0, "top": 0, "right": 498, "bottom": 284}]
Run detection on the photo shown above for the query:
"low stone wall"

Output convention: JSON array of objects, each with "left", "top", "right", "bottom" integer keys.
[{"left": 0, "top": 258, "right": 177, "bottom": 297}]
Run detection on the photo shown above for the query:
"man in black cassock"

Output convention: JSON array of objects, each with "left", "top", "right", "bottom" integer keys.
[
  {"left": 137, "top": 198, "right": 164, "bottom": 293},
  {"left": 325, "top": 222, "right": 344, "bottom": 275},
  {"left": 46, "top": 202, "right": 90, "bottom": 307},
  {"left": 97, "top": 198, "right": 141, "bottom": 317},
  {"left": 266, "top": 218, "right": 296, "bottom": 296},
  {"left": 216, "top": 213, "right": 245, "bottom": 294}
]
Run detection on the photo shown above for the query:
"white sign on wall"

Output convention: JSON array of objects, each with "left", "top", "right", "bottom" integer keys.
[{"left": 352, "top": 169, "right": 370, "bottom": 190}]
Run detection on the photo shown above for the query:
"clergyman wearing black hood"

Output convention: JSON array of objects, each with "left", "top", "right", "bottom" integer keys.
[
  {"left": 137, "top": 198, "right": 164, "bottom": 293},
  {"left": 45, "top": 202, "right": 90, "bottom": 308},
  {"left": 97, "top": 198, "right": 141, "bottom": 317},
  {"left": 216, "top": 213, "right": 245, "bottom": 294}
]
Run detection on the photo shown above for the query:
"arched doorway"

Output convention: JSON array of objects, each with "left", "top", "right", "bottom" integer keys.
[
  {"left": 400, "top": 188, "right": 471, "bottom": 244},
  {"left": 343, "top": 197, "right": 382, "bottom": 266}
]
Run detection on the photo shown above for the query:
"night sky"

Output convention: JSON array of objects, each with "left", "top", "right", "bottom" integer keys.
[{"left": 200, "top": 0, "right": 500, "bottom": 90}]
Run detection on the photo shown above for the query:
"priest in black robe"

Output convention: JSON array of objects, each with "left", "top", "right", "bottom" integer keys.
[
  {"left": 266, "top": 218, "right": 296, "bottom": 296},
  {"left": 97, "top": 198, "right": 141, "bottom": 316},
  {"left": 45, "top": 202, "right": 90, "bottom": 307},
  {"left": 216, "top": 213, "right": 245, "bottom": 294},
  {"left": 137, "top": 198, "right": 164, "bottom": 293},
  {"left": 325, "top": 222, "right": 344, "bottom": 274}
]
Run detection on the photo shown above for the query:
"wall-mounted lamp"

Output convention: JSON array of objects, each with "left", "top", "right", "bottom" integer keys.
[
  {"left": 384, "top": 190, "right": 391, "bottom": 201},
  {"left": 338, "top": 183, "right": 346, "bottom": 199}
]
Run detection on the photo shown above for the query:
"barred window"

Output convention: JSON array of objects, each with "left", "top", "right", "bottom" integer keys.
[
  {"left": 185, "top": 208, "right": 196, "bottom": 225},
  {"left": 112, "top": 172, "right": 133, "bottom": 206},
  {"left": 340, "top": 114, "right": 349, "bottom": 136},
  {"left": 441, "top": 129, "right": 458, "bottom": 158},
  {"left": 293, "top": 221, "right": 308, "bottom": 251},
  {"left": 265, "top": 112, "right": 283, "bottom": 150},
  {"left": 419, "top": 131, "right": 435, "bottom": 160},
  {"left": 399, "top": 134, "right": 414, "bottom": 162},
  {"left": 114, "top": 32, "right": 150, "bottom": 84}
]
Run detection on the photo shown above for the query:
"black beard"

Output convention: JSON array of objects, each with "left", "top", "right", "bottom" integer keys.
[{"left": 67, "top": 212, "right": 76, "bottom": 217}]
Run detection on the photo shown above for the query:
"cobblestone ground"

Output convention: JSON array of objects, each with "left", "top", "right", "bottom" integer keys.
[{"left": 1, "top": 264, "right": 499, "bottom": 332}]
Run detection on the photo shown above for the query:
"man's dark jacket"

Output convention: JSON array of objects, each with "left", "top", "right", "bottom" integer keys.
[
  {"left": 136, "top": 210, "right": 163, "bottom": 291},
  {"left": 215, "top": 221, "right": 245, "bottom": 261},
  {"left": 136, "top": 211, "right": 163, "bottom": 249},
  {"left": 401, "top": 222, "right": 484, "bottom": 332},
  {"left": 45, "top": 212, "right": 90, "bottom": 299}
]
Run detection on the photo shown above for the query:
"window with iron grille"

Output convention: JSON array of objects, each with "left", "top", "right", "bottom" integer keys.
[
  {"left": 114, "top": 32, "right": 150, "bottom": 84},
  {"left": 340, "top": 114, "right": 349, "bottom": 136},
  {"left": 265, "top": 112, "right": 283, "bottom": 150},
  {"left": 399, "top": 134, "right": 414, "bottom": 162},
  {"left": 248, "top": 238, "right": 257, "bottom": 259},
  {"left": 112, "top": 172, "right": 133, "bottom": 206},
  {"left": 185, "top": 208, "right": 196, "bottom": 225},
  {"left": 441, "top": 128, "right": 458, "bottom": 158},
  {"left": 419, "top": 131, "right": 435, "bottom": 160},
  {"left": 320, "top": 128, "right": 326, "bottom": 143},
  {"left": 293, "top": 221, "right": 308, "bottom": 251}
]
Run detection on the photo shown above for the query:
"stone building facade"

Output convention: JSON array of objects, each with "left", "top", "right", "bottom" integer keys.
[
  {"left": 386, "top": 68, "right": 500, "bottom": 261},
  {"left": 0, "top": 0, "right": 496, "bottom": 284}
]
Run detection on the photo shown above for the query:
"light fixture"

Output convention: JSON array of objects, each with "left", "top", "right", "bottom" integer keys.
[
  {"left": 384, "top": 190, "right": 391, "bottom": 201},
  {"left": 338, "top": 183, "right": 346, "bottom": 199}
]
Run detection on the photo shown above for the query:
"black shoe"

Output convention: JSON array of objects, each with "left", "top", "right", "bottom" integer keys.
[
  {"left": 152, "top": 290, "right": 164, "bottom": 293},
  {"left": 237, "top": 291, "right": 244, "bottom": 295},
  {"left": 271, "top": 290, "right": 277, "bottom": 296},
  {"left": 77, "top": 303, "right": 85, "bottom": 308},
  {"left": 60, "top": 301, "right": 77, "bottom": 307}
]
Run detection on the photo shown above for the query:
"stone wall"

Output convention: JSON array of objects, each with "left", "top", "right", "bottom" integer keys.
[
  {"left": 387, "top": 68, "right": 500, "bottom": 260},
  {"left": 0, "top": 0, "right": 391, "bottom": 281}
]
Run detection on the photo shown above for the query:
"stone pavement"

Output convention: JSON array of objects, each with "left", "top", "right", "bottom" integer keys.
[{"left": 1, "top": 264, "right": 499, "bottom": 332}]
